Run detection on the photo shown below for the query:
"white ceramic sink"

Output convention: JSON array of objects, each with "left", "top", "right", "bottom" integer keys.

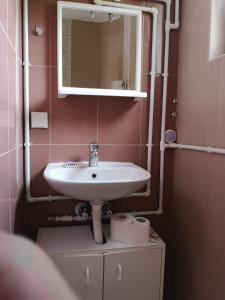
[
  {"left": 44, "top": 162, "right": 150, "bottom": 202},
  {"left": 44, "top": 161, "right": 150, "bottom": 244}
]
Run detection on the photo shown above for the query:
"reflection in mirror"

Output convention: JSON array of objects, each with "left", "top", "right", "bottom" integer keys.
[{"left": 62, "top": 9, "right": 137, "bottom": 90}]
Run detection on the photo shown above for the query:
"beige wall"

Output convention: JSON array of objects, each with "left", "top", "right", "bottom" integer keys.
[
  {"left": 171, "top": 0, "right": 225, "bottom": 299},
  {"left": 64, "top": 16, "right": 136, "bottom": 90},
  {"left": 71, "top": 20, "right": 101, "bottom": 88},
  {"left": 100, "top": 17, "right": 124, "bottom": 89}
]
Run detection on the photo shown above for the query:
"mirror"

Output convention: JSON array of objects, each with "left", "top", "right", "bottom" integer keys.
[{"left": 57, "top": 2, "right": 146, "bottom": 98}]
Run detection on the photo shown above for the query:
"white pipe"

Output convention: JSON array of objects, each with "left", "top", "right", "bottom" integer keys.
[
  {"left": 23, "top": 0, "right": 32, "bottom": 201},
  {"left": 147, "top": 11, "right": 158, "bottom": 195},
  {"left": 92, "top": 203, "right": 104, "bottom": 244},
  {"left": 170, "top": 0, "right": 180, "bottom": 29},
  {"left": 48, "top": 208, "right": 163, "bottom": 223},
  {"left": 158, "top": 0, "right": 171, "bottom": 218},
  {"left": 157, "top": 0, "right": 180, "bottom": 217},
  {"left": 48, "top": 215, "right": 77, "bottom": 222},
  {"left": 166, "top": 143, "right": 225, "bottom": 155},
  {"left": 93, "top": 0, "right": 158, "bottom": 14}
]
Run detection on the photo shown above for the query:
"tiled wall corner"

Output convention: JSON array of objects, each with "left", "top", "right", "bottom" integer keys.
[{"left": 0, "top": 0, "right": 24, "bottom": 233}]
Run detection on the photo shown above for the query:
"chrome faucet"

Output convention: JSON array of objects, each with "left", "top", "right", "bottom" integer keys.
[{"left": 89, "top": 143, "right": 99, "bottom": 167}]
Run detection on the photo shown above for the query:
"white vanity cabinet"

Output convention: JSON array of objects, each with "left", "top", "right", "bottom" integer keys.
[
  {"left": 51, "top": 254, "right": 103, "bottom": 300},
  {"left": 37, "top": 226, "right": 165, "bottom": 300},
  {"left": 104, "top": 249, "right": 162, "bottom": 300}
]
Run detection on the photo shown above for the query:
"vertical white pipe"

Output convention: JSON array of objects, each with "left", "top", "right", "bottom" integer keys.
[
  {"left": 146, "top": 12, "right": 158, "bottom": 193},
  {"left": 170, "top": 0, "right": 180, "bottom": 29},
  {"left": 135, "top": 12, "right": 142, "bottom": 92},
  {"left": 158, "top": 1, "right": 171, "bottom": 214},
  {"left": 23, "top": 0, "right": 32, "bottom": 200},
  {"left": 92, "top": 204, "right": 104, "bottom": 244}
]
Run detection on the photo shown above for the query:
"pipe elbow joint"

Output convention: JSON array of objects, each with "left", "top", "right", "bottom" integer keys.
[
  {"left": 160, "top": 141, "right": 166, "bottom": 151},
  {"left": 151, "top": 7, "right": 158, "bottom": 17},
  {"left": 156, "top": 209, "right": 163, "bottom": 215},
  {"left": 170, "top": 21, "right": 180, "bottom": 30},
  {"left": 26, "top": 194, "right": 34, "bottom": 203},
  {"left": 144, "top": 190, "right": 151, "bottom": 197}
]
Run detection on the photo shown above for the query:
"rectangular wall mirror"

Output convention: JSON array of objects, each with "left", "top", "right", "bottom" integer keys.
[{"left": 57, "top": 1, "right": 147, "bottom": 98}]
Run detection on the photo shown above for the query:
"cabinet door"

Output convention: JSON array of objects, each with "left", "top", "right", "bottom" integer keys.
[
  {"left": 104, "top": 248, "right": 162, "bottom": 300},
  {"left": 52, "top": 254, "right": 103, "bottom": 300}
]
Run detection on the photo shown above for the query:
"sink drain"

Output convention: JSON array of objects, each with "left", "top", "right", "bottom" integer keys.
[{"left": 92, "top": 173, "right": 97, "bottom": 178}]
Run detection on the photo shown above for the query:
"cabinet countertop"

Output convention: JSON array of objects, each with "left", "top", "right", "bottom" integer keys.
[{"left": 37, "top": 225, "right": 165, "bottom": 256}]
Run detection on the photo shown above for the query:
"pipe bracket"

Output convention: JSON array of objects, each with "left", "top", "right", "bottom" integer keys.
[
  {"left": 24, "top": 142, "right": 31, "bottom": 147},
  {"left": 22, "top": 61, "right": 30, "bottom": 67},
  {"left": 151, "top": 7, "right": 159, "bottom": 16},
  {"left": 160, "top": 141, "right": 166, "bottom": 151}
]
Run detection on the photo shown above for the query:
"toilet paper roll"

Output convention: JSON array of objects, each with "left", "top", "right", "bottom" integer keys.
[
  {"left": 110, "top": 80, "right": 125, "bottom": 90},
  {"left": 124, "top": 217, "right": 150, "bottom": 246},
  {"left": 110, "top": 213, "right": 133, "bottom": 243}
]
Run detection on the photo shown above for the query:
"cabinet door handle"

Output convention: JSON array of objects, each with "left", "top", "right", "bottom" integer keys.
[
  {"left": 117, "top": 264, "right": 122, "bottom": 282},
  {"left": 85, "top": 267, "right": 90, "bottom": 286}
]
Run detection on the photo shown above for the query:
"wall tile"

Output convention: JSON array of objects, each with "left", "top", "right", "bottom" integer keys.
[
  {"left": 0, "top": 154, "right": 10, "bottom": 232},
  {"left": 51, "top": 95, "right": 98, "bottom": 144},
  {"left": 176, "top": 61, "right": 219, "bottom": 146},
  {"left": 171, "top": 218, "right": 211, "bottom": 300},
  {"left": 208, "top": 243, "right": 225, "bottom": 299},
  {"left": 49, "top": 65, "right": 98, "bottom": 144},
  {"left": 168, "top": 30, "right": 179, "bottom": 76},
  {"left": 8, "top": 44, "right": 17, "bottom": 150},
  {"left": 30, "top": 145, "right": 50, "bottom": 197},
  {"left": 18, "top": 63, "right": 23, "bottom": 146},
  {"left": 30, "top": 66, "right": 51, "bottom": 144},
  {"left": 0, "top": 0, "right": 8, "bottom": 31},
  {"left": 7, "top": 0, "right": 17, "bottom": 48},
  {"left": 98, "top": 97, "right": 141, "bottom": 145},
  {"left": 51, "top": 145, "right": 89, "bottom": 162},
  {"left": 9, "top": 148, "right": 24, "bottom": 232},
  {"left": 29, "top": 0, "right": 50, "bottom": 66},
  {"left": 0, "top": 27, "right": 9, "bottom": 155},
  {"left": 99, "top": 145, "right": 140, "bottom": 165}
]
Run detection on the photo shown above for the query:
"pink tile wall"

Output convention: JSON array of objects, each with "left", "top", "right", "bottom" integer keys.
[
  {"left": 171, "top": 0, "right": 225, "bottom": 299},
  {"left": 25, "top": 0, "right": 179, "bottom": 246},
  {"left": 0, "top": 0, "right": 24, "bottom": 233}
]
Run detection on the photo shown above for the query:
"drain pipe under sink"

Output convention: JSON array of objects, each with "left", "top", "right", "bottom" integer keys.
[{"left": 91, "top": 203, "right": 104, "bottom": 244}]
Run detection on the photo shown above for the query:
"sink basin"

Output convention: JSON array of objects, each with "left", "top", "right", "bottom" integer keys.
[
  {"left": 44, "top": 162, "right": 150, "bottom": 202},
  {"left": 44, "top": 161, "right": 150, "bottom": 244}
]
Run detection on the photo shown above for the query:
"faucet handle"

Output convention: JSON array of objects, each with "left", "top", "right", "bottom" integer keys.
[{"left": 89, "top": 143, "right": 99, "bottom": 151}]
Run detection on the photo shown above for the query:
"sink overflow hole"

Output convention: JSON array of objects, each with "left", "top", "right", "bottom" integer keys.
[{"left": 92, "top": 173, "right": 97, "bottom": 178}]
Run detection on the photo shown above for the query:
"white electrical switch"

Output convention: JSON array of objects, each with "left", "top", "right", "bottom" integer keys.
[{"left": 31, "top": 112, "right": 48, "bottom": 129}]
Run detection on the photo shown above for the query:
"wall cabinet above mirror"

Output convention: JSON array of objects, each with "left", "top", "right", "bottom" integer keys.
[{"left": 57, "top": 1, "right": 147, "bottom": 98}]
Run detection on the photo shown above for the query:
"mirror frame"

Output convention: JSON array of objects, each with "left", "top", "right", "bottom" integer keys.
[{"left": 57, "top": 1, "right": 147, "bottom": 98}]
